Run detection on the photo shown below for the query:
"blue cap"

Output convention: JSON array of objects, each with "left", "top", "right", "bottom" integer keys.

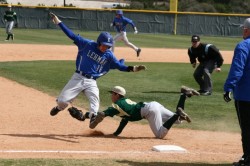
[
  {"left": 97, "top": 32, "right": 113, "bottom": 47},
  {"left": 116, "top": 10, "right": 123, "bottom": 15}
]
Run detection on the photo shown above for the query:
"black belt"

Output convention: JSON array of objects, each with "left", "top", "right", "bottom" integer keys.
[{"left": 75, "top": 70, "right": 95, "bottom": 80}]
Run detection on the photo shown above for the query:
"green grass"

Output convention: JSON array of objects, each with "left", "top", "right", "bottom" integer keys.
[
  {"left": 0, "top": 159, "right": 232, "bottom": 166},
  {"left": 0, "top": 28, "right": 241, "bottom": 50}
]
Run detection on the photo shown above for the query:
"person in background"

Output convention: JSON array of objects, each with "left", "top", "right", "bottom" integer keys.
[
  {"left": 110, "top": 10, "right": 141, "bottom": 57},
  {"left": 224, "top": 17, "right": 250, "bottom": 166},
  {"left": 188, "top": 35, "right": 224, "bottom": 96},
  {"left": 4, "top": 4, "right": 18, "bottom": 41}
]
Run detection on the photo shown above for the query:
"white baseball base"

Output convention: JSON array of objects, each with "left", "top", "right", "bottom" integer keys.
[{"left": 152, "top": 145, "right": 187, "bottom": 153}]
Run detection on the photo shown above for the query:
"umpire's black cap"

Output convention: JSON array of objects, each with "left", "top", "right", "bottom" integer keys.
[{"left": 191, "top": 35, "right": 200, "bottom": 42}]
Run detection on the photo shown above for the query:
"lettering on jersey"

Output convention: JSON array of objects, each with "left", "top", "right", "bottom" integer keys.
[
  {"left": 112, "top": 103, "right": 130, "bottom": 117},
  {"left": 125, "top": 99, "right": 137, "bottom": 105},
  {"left": 86, "top": 50, "right": 108, "bottom": 65}
]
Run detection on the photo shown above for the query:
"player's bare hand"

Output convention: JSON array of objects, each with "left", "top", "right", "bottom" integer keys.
[
  {"left": 133, "top": 65, "right": 147, "bottom": 72},
  {"left": 215, "top": 67, "right": 221, "bottom": 72},
  {"left": 49, "top": 12, "right": 61, "bottom": 24}
]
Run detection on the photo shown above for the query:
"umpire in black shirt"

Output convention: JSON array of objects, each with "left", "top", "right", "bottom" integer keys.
[{"left": 188, "top": 35, "right": 224, "bottom": 96}]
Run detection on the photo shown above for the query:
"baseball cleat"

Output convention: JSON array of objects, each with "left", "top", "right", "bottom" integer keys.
[
  {"left": 50, "top": 106, "right": 61, "bottom": 116},
  {"left": 176, "top": 107, "right": 191, "bottom": 123},
  {"left": 89, "top": 112, "right": 105, "bottom": 129},
  {"left": 181, "top": 86, "right": 200, "bottom": 97},
  {"left": 136, "top": 48, "right": 141, "bottom": 57},
  {"left": 200, "top": 91, "right": 212, "bottom": 96}
]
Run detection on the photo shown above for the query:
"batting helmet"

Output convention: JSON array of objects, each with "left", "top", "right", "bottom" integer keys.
[
  {"left": 97, "top": 32, "right": 113, "bottom": 47},
  {"left": 116, "top": 10, "right": 123, "bottom": 15}
]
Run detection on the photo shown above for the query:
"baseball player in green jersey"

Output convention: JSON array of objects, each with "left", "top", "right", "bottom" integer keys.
[
  {"left": 68, "top": 85, "right": 199, "bottom": 139},
  {"left": 4, "top": 4, "right": 18, "bottom": 41}
]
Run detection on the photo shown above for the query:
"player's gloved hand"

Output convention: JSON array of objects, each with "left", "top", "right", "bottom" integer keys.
[
  {"left": 134, "top": 27, "right": 138, "bottom": 34},
  {"left": 223, "top": 91, "right": 232, "bottom": 102},
  {"left": 192, "top": 63, "right": 196, "bottom": 68},
  {"left": 14, "top": 23, "right": 18, "bottom": 28},
  {"left": 49, "top": 12, "right": 61, "bottom": 24},
  {"left": 133, "top": 65, "right": 147, "bottom": 72}
]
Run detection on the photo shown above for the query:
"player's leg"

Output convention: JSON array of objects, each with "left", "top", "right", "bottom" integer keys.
[
  {"left": 83, "top": 79, "right": 100, "bottom": 128},
  {"left": 5, "top": 22, "right": 12, "bottom": 41},
  {"left": 202, "top": 60, "right": 215, "bottom": 95},
  {"left": 50, "top": 73, "right": 84, "bottom": 116},
  {"left": 122, "top": 32, "right": 138, "bottom": 50},
  {"left": 112, "top": 33, "right": 123, "bottom": 52},
  {"left": 141, "top": 101, "right": 172, "bottom": 139},
  {"left": 234, "top": 101, "right": 250, "bottom": 165},
  {"left": 193, "top": 64, "right": 205, "bottom": 92}
]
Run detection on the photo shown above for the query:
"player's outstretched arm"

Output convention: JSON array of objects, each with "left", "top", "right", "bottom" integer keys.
[{"left": 113, "top": 118, "right": 128, "bottom": 136}]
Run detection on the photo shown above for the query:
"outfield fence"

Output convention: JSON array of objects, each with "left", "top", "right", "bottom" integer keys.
[{"left": 0, "top": 4, "right": 248, "bottom": 36}]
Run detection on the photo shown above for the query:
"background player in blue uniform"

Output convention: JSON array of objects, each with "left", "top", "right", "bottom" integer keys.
[
  {"left": 110, "top": 10, "right": 141, "bottom": 57},
  {"left": 49, "top": 13, "right": 146, "bottom": 129}
]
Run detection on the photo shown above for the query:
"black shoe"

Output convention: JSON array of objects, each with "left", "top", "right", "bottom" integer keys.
[
  {"left": 50, "top": 106, "right": 61, "bottom": 116},
  {"left": 136, "top": 48, "right": 141, "bottom": 57},
  {"left": 89, "top": 114, "right": 97, "bottom": 129},
  {"left": 200, "top": 91, "right": 212, "bottom": 96},
  {"left": 89, "top": 113, "right": 105, "bottom": 129},
  {"left": 11, "top": 34, "right": 14, "bottom": 40},
  {"left": 233, "top": 155, "right": 250, "bottom": 166}
]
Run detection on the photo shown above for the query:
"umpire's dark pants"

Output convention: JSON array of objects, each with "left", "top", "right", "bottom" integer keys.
[
  {"left": 193, "top": 60, "right": 215, "bottom": 92},
  {"left": 235, "top": 100, "right": 250, "bottom": 157}
]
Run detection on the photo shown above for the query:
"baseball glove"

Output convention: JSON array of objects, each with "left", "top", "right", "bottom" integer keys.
[
  {"left": 133, "top": 65, "right": 147, "bottom": 72},
  {"left": 68, "top": 107, "right": 85, "bottom": 121},
  {"left": 89, "top": 112, "right": 105, "bottom": 129},
  {"left": 14, "top": 23, "right": 18, "bottom": 28}
]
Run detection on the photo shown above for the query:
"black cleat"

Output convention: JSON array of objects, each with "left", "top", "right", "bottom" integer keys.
[
  {"left": 50, "top": 106, "right": 61, "bottom": 116},
  {"left": 136, "top": 48, "right": 141, "bottom": 57}
]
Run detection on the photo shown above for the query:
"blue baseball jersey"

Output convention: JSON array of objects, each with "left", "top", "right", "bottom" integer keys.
[
  {"left": 224, "top": 36, "right": 250, "bottom": 101},
  {"left": 112, "top": 16, "right": 135, "bottom": 33},
  {"left": 58, "top": 22, "right": 129, "bottom": 79}
]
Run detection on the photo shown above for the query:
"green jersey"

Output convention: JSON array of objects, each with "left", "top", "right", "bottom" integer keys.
[
  {"left": 103, "top": 97, "right": 145, "bottom": 121},
  {"left": 4, "top": 10, "right": 17, "bottom": 22}
]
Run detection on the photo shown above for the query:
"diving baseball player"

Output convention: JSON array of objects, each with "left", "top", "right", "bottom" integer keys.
[
  {"left": 48, "top": 13, "right": 146, "bottom": 129},
  {"left": 68, "top": 86, "right": 200, "bottom": 139},
  {"left": 110, "top": 10, "right": 141, "bottom": 57},
  {"left": 4, "top": 4, "right": 18, "bottom": 41}
]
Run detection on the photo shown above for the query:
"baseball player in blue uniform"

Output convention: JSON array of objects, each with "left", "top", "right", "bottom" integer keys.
[
  {"left": 49, "top": 13, "right": 146, "bottom": 129},
  {"left": 68, "top": 85, "right": 200, "bottom": 139},
  {"left": 110, "top": 10, "right": 141, "bottom": 57}
]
